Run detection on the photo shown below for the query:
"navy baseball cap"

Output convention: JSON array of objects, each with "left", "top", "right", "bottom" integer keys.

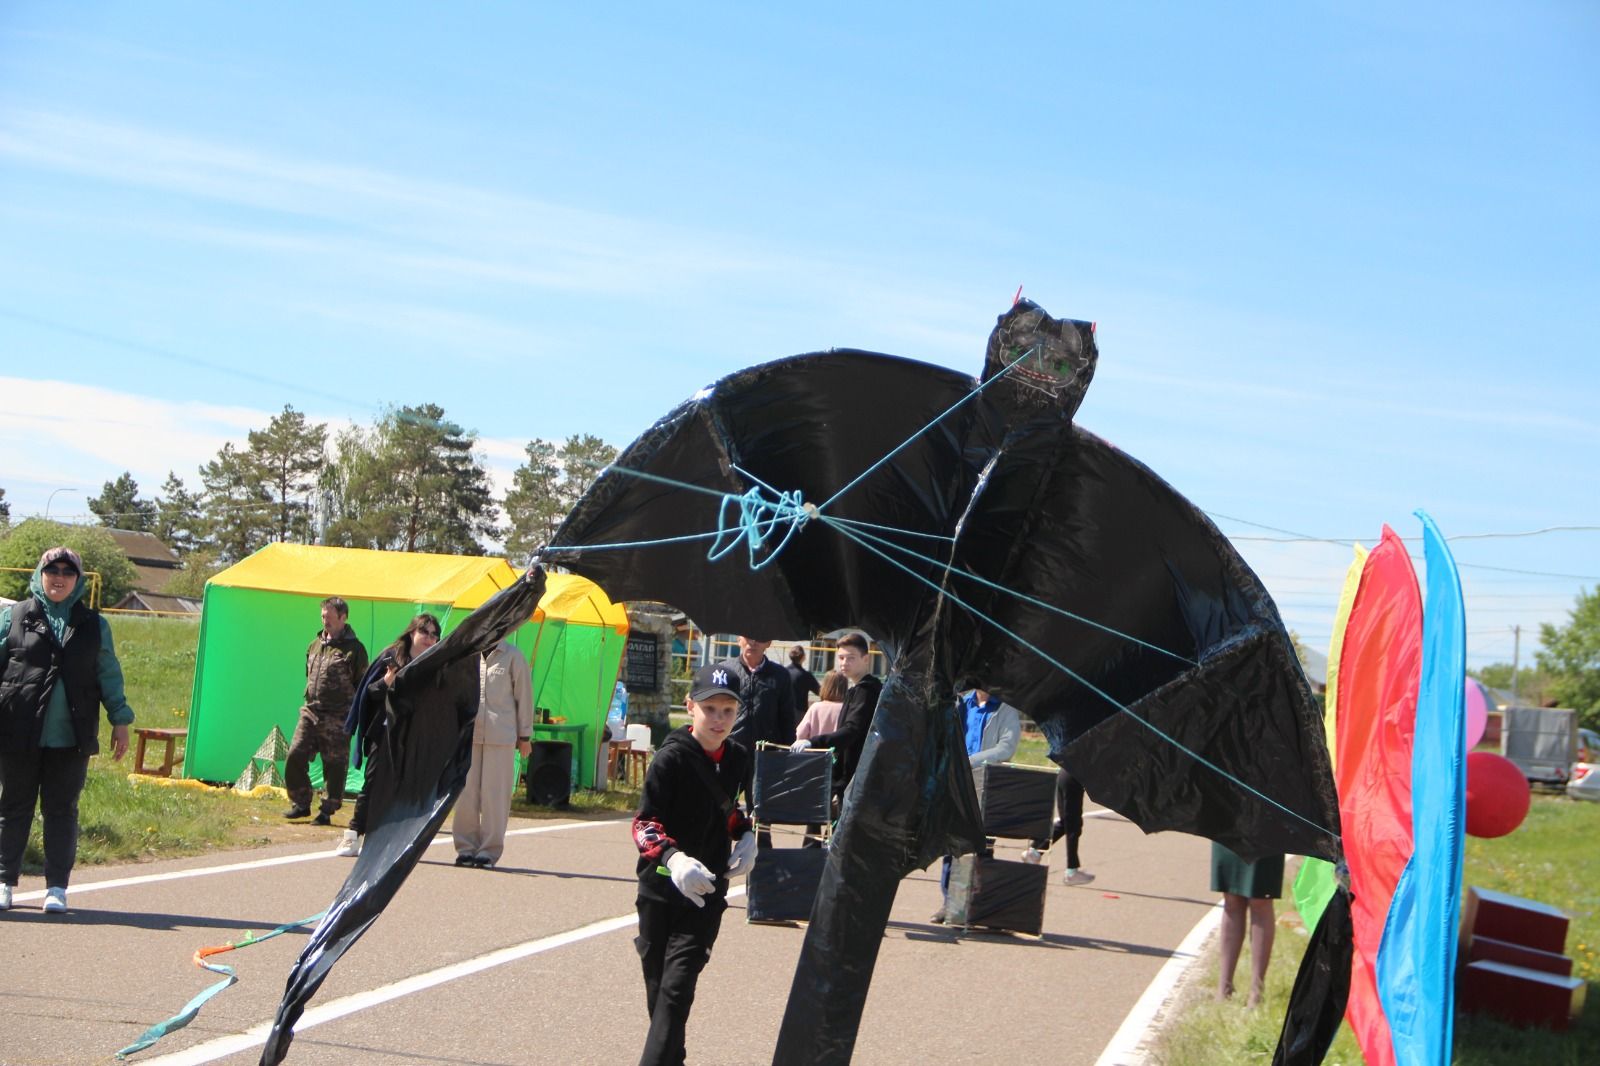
[{"left": 690, "top": 663, "right": 740, "bottom": 702}]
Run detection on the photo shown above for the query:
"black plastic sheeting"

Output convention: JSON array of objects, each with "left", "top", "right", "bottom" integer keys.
[
  {"left": 259, "top": 569, "right": 547, "bottom": 1066},
  {"left": 1273, "top": 888, "right": 1354, "bottom": 1066},
  {"left": 946, "top": 853, "right": 1049, "bottom": 935},
  {"left": 972, "top": 762, "right": 1056, "bottom": 842},
  {"left": 754, "top": 748, "right": 834, "bottom": 824},
  {"left": 747, "top": 847, "right": 829, "bottom": 922},
  {"left": 544, "top": 300, "right": 1350, "bottom": 1066}
]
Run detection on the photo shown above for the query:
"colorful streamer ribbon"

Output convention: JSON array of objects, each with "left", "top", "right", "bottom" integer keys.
[{"left": 115, "top": 911, "right": 324, "bottom": 1059}]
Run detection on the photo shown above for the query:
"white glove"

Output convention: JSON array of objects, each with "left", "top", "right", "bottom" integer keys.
[
  {"left": 725, "top": 833, "right": 758, "bottom": 878},
  {"left": 665, "top": 851, "right": 715, "bottom": 907},
  {"left": 789, "top": 738, "right": 811, "bottom": 752}
]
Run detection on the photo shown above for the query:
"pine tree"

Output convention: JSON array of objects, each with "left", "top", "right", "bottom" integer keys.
[
  {"left": 246, "top": 405, "right": 327, "bottom": 543},
  {"left": 198, "top": 443, "right": 274, "bottom": 562},
  {"left": 503, "top": 439, "right": 564, "bottom": 564},
  {"left": 154, "top": 472, "right": 204, "bottom": 555},
  {"left": 557, "top": 433, "right": 618, "bottom": 514},
  {"left": 323, "top": 404, "right": 498, "bottom": 554},
  {"left": 88, "top": 472, "right": 157, "bottom": 532}
]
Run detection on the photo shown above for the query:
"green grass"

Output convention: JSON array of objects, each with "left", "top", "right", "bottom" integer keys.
[
  {"left": 511, "top": 781, "right": 640, "bottom": 818},
  {"left": 1014, "top": 729, "right": 1052, "bottom": 767},
  {"left": 106, "top": 613, "right": 200, "bottom": 731},
  {"left": 1151, "top": 794, "right": 1600, "bottom": 1065}
]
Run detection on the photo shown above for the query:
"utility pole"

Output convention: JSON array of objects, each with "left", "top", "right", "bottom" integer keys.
[{"left": 1510, "top": 624, "right": 1521, "bottom": 702}]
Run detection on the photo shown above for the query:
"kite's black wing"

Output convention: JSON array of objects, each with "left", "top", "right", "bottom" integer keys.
[
  {"left": 546, "top": 350, "right": 983, "bottom": 651},
  {"left": 946, "top": 422, "right": 1340, "bottom": 864},
  {"left": 259, "top": 569, "right": 546, "bottom": 1066}
]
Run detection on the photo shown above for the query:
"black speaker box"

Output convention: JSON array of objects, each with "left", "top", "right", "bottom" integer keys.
[
  {"left": 972, "top": 763, "right": 1056, "bottom": 841},
  {"left": 946, "top": 854, "right": 1048, "bottom": 935},
  {"left": 754, "top": 748, "right": 833, "bottom": 824},
  {"left": 525, "top": 740, "right": 573, "bottom": 807},
  {"left": 746, "top": 846, "right": 827, "bottom": 922}
]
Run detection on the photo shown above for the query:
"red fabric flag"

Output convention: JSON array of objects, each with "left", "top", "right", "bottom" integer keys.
[{"left": 1334, "top": 525, "right": 1422, "bottom": 1066}]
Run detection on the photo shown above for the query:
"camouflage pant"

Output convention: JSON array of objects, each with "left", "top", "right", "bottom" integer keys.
[{"left": 284, "top": 706, "right": 351, "bottom": 815}]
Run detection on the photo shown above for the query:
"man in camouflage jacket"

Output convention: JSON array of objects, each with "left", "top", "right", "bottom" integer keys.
[{"left": 283, "top": 596, "right": 368, "bottom": 824}]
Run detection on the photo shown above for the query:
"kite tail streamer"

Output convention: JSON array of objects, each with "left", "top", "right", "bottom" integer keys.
[{"left": 115, "top": 912, "right": 324, "bottom": 1059}]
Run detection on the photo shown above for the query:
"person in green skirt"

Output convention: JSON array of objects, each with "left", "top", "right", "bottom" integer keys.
[{"left": 1211, "top": 841, "right": 1284, "bottom": 1006}]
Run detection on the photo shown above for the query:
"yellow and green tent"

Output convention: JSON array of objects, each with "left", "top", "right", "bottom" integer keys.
[{"left": 186, "top": 543, "right": 627, "bottom": 790}]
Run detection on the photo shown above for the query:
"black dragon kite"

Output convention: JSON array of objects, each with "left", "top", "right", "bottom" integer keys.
[{"left": 543, "top": 299, "right": 1350, "bottom": 1065}]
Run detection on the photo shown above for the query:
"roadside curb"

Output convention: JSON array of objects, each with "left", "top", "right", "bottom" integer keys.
[{"left": 1095, "top": 900, "right": 1222, "bottom": 1066}]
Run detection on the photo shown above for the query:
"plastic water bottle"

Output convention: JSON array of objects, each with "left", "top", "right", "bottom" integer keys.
[{"left": 606, "top": 681, "right": 628, "bottom": 739}]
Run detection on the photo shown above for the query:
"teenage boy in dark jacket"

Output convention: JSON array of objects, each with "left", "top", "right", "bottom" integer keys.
[{"left": 631, "top": 663, "right": 757, "bottom": 1066}]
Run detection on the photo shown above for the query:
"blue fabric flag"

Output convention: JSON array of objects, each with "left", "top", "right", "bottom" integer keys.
[{"left": 1375, "top": 512, "right": 1466, "bottom": 1065}]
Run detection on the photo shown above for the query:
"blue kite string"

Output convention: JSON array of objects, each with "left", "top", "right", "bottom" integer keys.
[
  {"left": 823, "top": 514, "right": 958, "bottom": 543},
  {"left": 814, "top": 346, "right": 1031, "bottom": 514},
  {"left": 827, "top": 518, "right": 1341, "bottom": 844},
  {"left": 823, "top": 514, "right": 1200, "bottom": 668},
  {"left": 116, "top": 911, "right": 325, "bottom": 1059},
  {"left": 553, "top": 461, "right": 1200, "bottom": 667},
  {"left": 544, "top": 527, "right": 728, "bottom": 553}
]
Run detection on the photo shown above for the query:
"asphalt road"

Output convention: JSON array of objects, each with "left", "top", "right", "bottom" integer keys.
[{"left": 1, "top": 809, "right": 1216, "bottom": 1066}]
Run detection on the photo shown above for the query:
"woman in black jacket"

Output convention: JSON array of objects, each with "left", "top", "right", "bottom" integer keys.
[{"left": 336, "top": 613, "right": 441, "bottom": 856}]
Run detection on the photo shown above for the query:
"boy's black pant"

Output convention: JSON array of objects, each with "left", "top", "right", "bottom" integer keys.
[{"left": 635, "top": 896, "right": 726, "bottom": 1066}]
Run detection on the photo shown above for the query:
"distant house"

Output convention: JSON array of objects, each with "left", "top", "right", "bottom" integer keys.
[{"left": 105, "top": 529, "right": 200, "bottom": 614}]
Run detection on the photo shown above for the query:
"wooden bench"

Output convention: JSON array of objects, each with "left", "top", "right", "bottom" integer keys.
[{"left": 134, "top": 727, "right": 187, "bottom": 777}]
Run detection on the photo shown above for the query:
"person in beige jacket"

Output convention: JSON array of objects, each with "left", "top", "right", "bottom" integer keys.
[{"left": 452, "top": 640, "right": 533, "bottom": 867}]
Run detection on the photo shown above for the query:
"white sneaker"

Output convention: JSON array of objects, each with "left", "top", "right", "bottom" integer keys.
[
  {"left": 1063, "top": 868, "right": 1095, "bottom": 887},
  {"left": 0, "top": 883, "right": 12, "bottom": 910},
  {"left": 43, "top": 887, "right": 67, "bottom": 912},
  {"left": 334, "top": 830, "right": 361, "bottom": 857},
  {"left": 1020, "top": 847, "right": 1043, "bottom": 865}
]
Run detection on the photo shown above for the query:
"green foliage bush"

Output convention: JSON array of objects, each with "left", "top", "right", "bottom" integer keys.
[{"left": 0, "top": 518, "right": 140, "bottom": 605}]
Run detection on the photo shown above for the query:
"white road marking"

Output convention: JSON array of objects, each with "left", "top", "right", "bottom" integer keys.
[
  {"left": 139, "top": 886, "right": 748, "bottom": 1066},
  {"left": 10, "top": 818, "right": 623, "bottom": 903},
  {"left": 1093, "top": 901, "right": 1222, "bottom": 1066}
]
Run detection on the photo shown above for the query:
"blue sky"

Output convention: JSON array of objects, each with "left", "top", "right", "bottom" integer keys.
[{"left": 2, "top": 3, "right": 1595, "bottom": 669}]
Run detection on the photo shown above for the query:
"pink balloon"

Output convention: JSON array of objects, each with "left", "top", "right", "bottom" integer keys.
[{"left": 1464, "top": 677, "right": 1489, "bottom": 750}]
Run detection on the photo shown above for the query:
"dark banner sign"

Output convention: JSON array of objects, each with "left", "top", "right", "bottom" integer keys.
[{"left": 624, "top": 632, "right": 659, "bottom": 691}]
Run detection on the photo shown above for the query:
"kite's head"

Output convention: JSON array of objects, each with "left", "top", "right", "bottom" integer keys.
[{"left": 981, "top": 298, "right": 1097, "bottom": 420}]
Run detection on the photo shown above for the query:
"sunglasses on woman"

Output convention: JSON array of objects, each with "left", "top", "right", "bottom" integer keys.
[{"left": 42, "top": 565, "right": 78, "bottom": 577}]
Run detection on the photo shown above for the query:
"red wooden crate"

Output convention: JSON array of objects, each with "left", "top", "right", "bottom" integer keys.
[
  {"left": 1461, "top": 886, "right": 1569, "bottom": 954},
  {"left": 1458, "top": 960, "right": 1585, "bottom": 1032}
]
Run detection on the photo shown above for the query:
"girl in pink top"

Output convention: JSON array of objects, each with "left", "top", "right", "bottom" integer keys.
[{"left": 795, "top": 670, "right": 849, "bottom": 739}]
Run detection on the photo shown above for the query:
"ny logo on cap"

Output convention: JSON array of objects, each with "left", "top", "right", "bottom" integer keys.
[{"left": 712, "top": 668, "right": 729, "bottom": 687}]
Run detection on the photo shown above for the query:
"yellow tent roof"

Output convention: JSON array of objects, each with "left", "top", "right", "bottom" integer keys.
[
  {"left": 209, "top": 544, "right": 625, "bottom": 627},
  {"left": 534, "top": 571, "right": 629, "bottom": 633}
]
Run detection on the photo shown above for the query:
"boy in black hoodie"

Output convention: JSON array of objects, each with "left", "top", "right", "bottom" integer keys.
[{"left": 631, "top": 663, "right": 756, "bottom": 1066}]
